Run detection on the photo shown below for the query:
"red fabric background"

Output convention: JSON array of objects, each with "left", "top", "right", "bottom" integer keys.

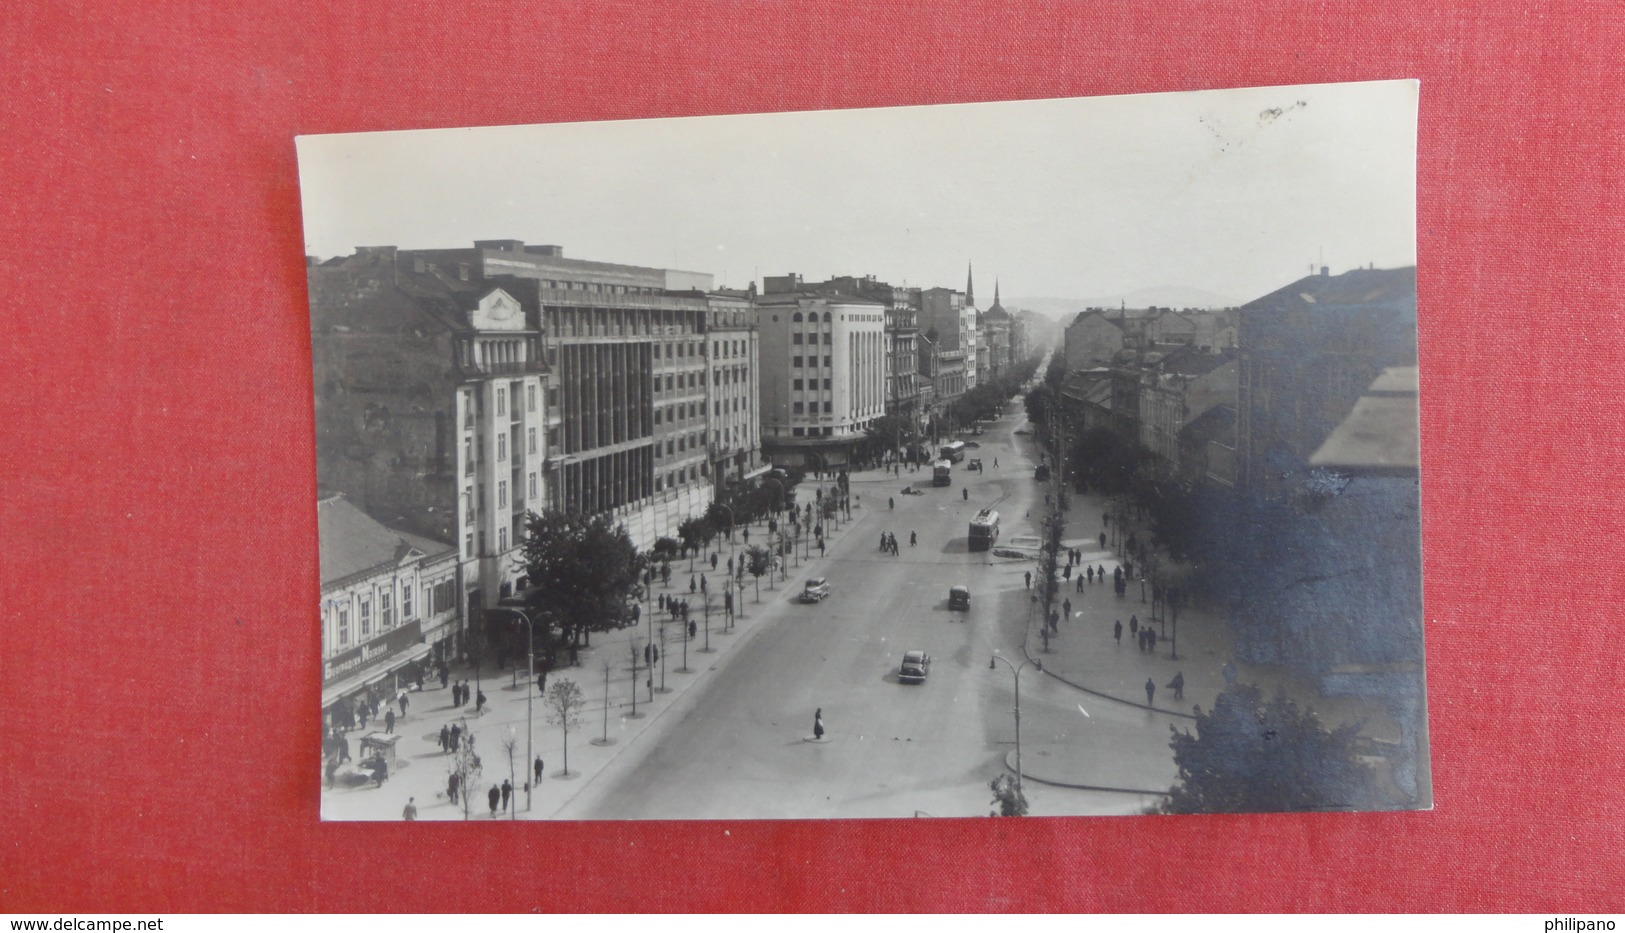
[{"left": 1, "top": 0, "right": 1620, "bottom": 913}]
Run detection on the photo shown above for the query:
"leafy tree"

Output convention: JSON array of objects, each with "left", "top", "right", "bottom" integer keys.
[
  {"left": 651, "top": 536, "right": 679, "bottom": 562},
  {"left": 989, "top": 774, "right": 1028, "bottom": 816},
  {"left": 1159, "top": 682, "right": 1384, "bottom": 814},
  {"left": 676, "top": 516, "right": 710, "bottom": 568},
  {"left": 703, "top": 501, "right": 736, "bottom": 540},
  {"left": 744, "top": 545, "right": 771, "bottom": 601},
  {"left": 543, "top": 678, "right": 586, "bottom": 777},
  {"left": 520, "top": 511, "right": 644, "bottom": 663},
  {"left": 1024, "top": 385, "right": 1055, "bottom": 427}
]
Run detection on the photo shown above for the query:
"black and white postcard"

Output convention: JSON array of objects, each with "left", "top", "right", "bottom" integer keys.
[{"left": 299, "top": 79, "right": 1427, "bottom": 820}]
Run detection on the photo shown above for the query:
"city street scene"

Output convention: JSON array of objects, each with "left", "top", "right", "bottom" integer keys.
[{"left": 299, "top": 79, "right": 1428, "bottom": 820}]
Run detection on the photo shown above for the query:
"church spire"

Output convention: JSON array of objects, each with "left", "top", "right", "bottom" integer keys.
[
  {"left": 966, "top": 262, "right": 975, "bottom": 307},
  {"left": 994, "top": 279, "right": 1001, "bottom": 308}
]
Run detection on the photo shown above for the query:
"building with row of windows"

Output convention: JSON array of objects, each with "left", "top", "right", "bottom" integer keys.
[
  {"left": 309, "top": 240, "right": 764, "bottom": 710},
  {"left": 311, "top": 242, "right": 1048, "bottom": 704}
]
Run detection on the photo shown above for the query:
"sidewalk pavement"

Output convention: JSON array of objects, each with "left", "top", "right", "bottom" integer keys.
[
  {"left": 992, "top": 445, "right": 1402, "bottom": 794},
  {"left": 320, "top": 500, "right": 877, "bottom": 821}
]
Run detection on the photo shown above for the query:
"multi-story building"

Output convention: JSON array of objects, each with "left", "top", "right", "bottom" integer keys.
[
  {"left": 702, "top": 288, "right": 766, "bottom": 490},
  {"left": 1235, "top": 265, "right": 1418, "bottom": 495},
  {"left": 756, "top": 276, "right": 889, "bottom": 468},
  {"left": 797, "top": 274, "right": 923, "bottom": 441},
  {"left": 1063, "top": 306, "right": 1198, "bottom": 371},
  {"left": 396, "top": 240, "right": 722, "bottom": 548},
  {"left": 310, "top": 240, "right": 750, "bottom": 668},
  {"left": 309, "top": 247, "right": 549, "bottom": 646},
  {"left": 318, "top": 493, "right": 458, "bottom": 728}
]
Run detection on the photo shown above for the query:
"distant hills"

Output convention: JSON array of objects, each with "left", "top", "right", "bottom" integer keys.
[{"left": 1012, "top": 286, "right": 1239, "bottom": 321}]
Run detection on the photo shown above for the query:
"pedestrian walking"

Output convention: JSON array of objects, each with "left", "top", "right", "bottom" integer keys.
[
  {"left": 1169, "top": 672, "right": 1185, "bottom": 700},
  {"left": 1076, "top": 574, "right": 1084, "bottom": 593},
  {"left": 537, "top": 670, "right": 547, "bottom": 695},
  {"left": 448, "top": 773, "right": 460, "bottom": 804},
  {"left": 535, "top": 756, "right": 544, "bottom": 785},
  {"left": 1129, "top": 616, "right": 1138, "bottom": 635},
  {"left": 994, "top": 457, "right": 998, "bottom": 467},
  {"left": 910, "top": 531, "right": 917, "bottom": 546},
  {"left": 711, "top": 552, "right": 718, "bottom": 571},
  {"left": 1063, "top": 598, "right": 1072, "bottom": 619},
  {"left": 357, "top": 704, "right": 369, "bottom": 730},
  {"left": 384, "top": 709, "right": 395, "bottom": 734},
  {"left": 1087, "top": 566, "right": 1094, "bottom": 584},
  {"left": 1099, "top": 532, "right": 1106, "bottom": 548},
  {"left": 402, "top": 797, "right": 418, "bottom": 821},
  {"left": 888, "top": 497, "right": 894, "bottom": 510},
  {"left": 701, "top": 574, "right": 708, "bottom": 593},
  {"left": 1145, "top": 678, "right": 1156, "bottom": 706},
  {"left": 1148, "top": 628, "right": 1158, "bottom": 652},
  {"left": 1114, "top": 620, "right": 1123, "bottom": 643},
  {"left": 813, "top": 708, "right": 825, "bottom": 740},
  {"left": 688, "top": 619, "right": 697, "bottom": 639},
  {"left": 450, "top": 682, "right": 460, "bottom": 707},
  {"left": 439, "top": 724, "right": 450, "bottom": 753},
  {"left": 475, "top": 689, "right": 486, "bottom": 715},
  {"left": 439, "top": 666, "right": 449, "bottom": 689},
  {"left": 644, "top": 643, "right": 652, "bottom": 665},
  {"left": 1024, "top": 571, "right": 1032, "bottom": 590},
  {"left": 690, "top": 575, "right": 697, "bottom": 594},
  {"left": 488, "top": 784, "right": 501, "bottom": 817},
  {"left": 501, "top": 779, "right": 513, "bottom": 812},
  {"left": 963, "top": 487, "right": 969, "bottom": 501},
  {"left": 398, "top": 690, "right": 409, "bottom": 716},
  {"left": 1063, "top": 564, "right": 1071, "bottom": 581}
]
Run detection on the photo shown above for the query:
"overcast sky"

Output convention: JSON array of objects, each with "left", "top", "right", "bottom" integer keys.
[{"left": 297, "top": 80, "right": 1416, "bottom": 308}]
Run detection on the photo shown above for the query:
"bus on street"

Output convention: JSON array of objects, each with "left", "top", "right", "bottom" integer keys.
[
  {"left": 932, "top": 460, "right": 953, "bottom": 486},
  {"left": 968, "top": 508, "right": 1000, "bottom": 550},
  {"left": 940, "top": 441, "right": 967, "bottom": 462}
]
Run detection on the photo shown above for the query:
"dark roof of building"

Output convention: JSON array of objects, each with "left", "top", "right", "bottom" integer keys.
[
  {"left": 1309, "top": 367, "right": 1420, "bottom": 473},
  {"left": 1243, "top": 266, "right": 1417, "bottom": 312},
  {"left": 318, "top": 495, "right": 454, "bottom": 587}
]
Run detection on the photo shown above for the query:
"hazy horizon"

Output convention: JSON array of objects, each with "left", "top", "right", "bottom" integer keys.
[{"left": 298, "top": 80, "right": 1417, "bottom": 307}]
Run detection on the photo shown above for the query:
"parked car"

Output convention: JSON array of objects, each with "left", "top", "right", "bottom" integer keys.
[
  {"left": 898, "top": 650, "right": 932, "bottom": 684},
  {"left": 800, "top": 577, "right": 830, "bottom": 603},
  {"left": 948, "top": 585, "right": 970, "bottom": 610}
]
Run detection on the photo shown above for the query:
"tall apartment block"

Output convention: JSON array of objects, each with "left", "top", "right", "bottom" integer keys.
[{"left": 757, "top": 274, "right": 889, "bottom": 469}]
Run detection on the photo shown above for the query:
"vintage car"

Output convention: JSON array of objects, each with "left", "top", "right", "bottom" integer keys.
[
  {"left": 948, "top": 585, "right": 970, "bottom": 610},
  {"left": 800, "top": 577, "right": 830, "bottom": 603},
  {"left": 898, "top": 650, "right": 932, "bottom": 684}
]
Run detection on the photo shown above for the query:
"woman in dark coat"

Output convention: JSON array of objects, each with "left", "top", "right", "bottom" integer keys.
[{"left": 488, "top": 784, "right": 501, "bottom": 817}]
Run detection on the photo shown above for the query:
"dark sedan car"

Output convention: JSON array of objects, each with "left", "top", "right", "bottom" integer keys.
[{"left": 898, "top": 650, "right": 932, "bottom": 684}]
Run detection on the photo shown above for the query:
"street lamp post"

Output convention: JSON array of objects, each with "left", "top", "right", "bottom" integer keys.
[
  {"left": 499, "top": 608, "right": 538, "bottom": 812},
  {"left": 989, "top": 653, "right": 1043, "bottom": 793}
]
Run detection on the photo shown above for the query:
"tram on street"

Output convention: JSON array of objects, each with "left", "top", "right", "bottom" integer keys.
[{"left": 968, "top": 508, "right": 1000, "bottom": 550}]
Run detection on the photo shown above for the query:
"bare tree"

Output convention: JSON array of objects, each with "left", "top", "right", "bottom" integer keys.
[
  {"left": 543, "top": 679, "right": 586, "bottom": 777},
  {"left": 447, "top": 721, "right": 481, "bottom": 821}
]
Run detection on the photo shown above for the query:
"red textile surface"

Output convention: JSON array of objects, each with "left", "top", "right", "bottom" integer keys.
[{"left": 1, "top": 0, "right": 1621, "bottom": 913}]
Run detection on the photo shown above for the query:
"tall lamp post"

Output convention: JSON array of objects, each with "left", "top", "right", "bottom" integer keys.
[
  {"left": 989, "top": 653, "right": 1042, "bottom": 793},
  {"left": 497, "top": 607, "right": 538, "bottom": 813}
]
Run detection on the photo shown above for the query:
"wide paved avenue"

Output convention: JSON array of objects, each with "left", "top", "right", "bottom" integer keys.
[{"left": 559, "top": 404, "right": 1176, "bottom": 820}]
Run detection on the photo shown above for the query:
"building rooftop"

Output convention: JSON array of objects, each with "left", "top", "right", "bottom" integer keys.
[
  {"left": 1308, "top": 367, "right": 1421, "bottom": 473},
  {"left": 318, "top": 495, "right": 454, "bottom": 587}
]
